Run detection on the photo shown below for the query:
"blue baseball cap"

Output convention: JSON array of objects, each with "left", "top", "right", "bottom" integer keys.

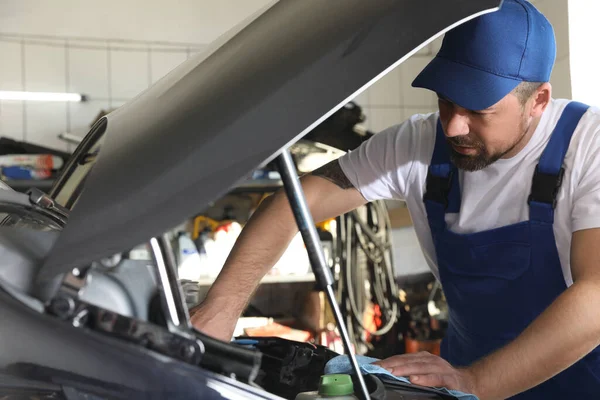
[{"left": 412, "top": 0, "right": 556, "bottom": 111}]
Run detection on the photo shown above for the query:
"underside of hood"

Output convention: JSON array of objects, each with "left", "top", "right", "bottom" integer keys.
[{"left": 40, "top": 0, "right": 502, "bottom": 281}]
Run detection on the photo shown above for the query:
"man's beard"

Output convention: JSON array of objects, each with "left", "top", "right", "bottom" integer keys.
[
  {"left": 448, "top": 118, "right": 530, "bottom": 172},
  {"left": 447, "top": 136, "right": 497, "bottom": 171}
]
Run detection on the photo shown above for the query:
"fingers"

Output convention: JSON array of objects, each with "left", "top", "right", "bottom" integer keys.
[
  {"left": 385, "top": 361, "right": 450, "bottom": 378},
  {"left": 372, "top": 353, "right": 472, "bottom": 392},
  {"left": 372, "top": 352, "right": 458, "bottom": 387},
  {"left": 409, "top": 373, "right": 459, "bottom": 389},
  {"left": 373, "top": 351, "right": 446, "bottom": 370}
]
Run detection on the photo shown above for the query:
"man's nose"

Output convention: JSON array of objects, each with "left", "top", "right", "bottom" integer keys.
[{"left": 444, "top": 111, "right": 470, "bottom": 138}]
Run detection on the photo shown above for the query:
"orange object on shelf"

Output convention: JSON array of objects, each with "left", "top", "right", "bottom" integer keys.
[{"left": 405, "top": 337, "right": 441, "bottom": 356}]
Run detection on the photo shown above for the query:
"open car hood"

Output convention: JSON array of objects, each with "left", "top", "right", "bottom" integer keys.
[{"left": 40, "top": 0, "right": 502, "bottom": 280}]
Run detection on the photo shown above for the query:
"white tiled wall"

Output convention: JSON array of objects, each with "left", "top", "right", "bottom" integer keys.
[
  {"left": 352, "top": 42, "right": 440, "bottom": 134},
  {"left": 110, "top": 49, "right": 151, "bottom": 100},
  {"left": 25, "top": 44, "right": 67, "bottom": 93},
  {"left": 0, "top": 35, "right": 203, "bottom": 151},
  {"left": 0, "top": 42, "right": 22, "bottom": 91},
  {"left": 69, "top": 47, "right": 109, "bottom": 99}
]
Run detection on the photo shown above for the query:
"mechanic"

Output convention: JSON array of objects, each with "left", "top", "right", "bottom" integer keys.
[{"left": 191, "top": 1, "right": 600, "bottom": 399}]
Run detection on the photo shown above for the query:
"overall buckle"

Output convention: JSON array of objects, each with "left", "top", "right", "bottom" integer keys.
[
  {"left": 424, "top": 170, "right": 454, "bottom": 209},
  {"left": 528, "top": 166, "right": 565, "bottom": 209}
]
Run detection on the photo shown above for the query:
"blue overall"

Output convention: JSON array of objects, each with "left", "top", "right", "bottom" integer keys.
[{"left": 424, "top": 102, "right": 600, "bottom": 398}]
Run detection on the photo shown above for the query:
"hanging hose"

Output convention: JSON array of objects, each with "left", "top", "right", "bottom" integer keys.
[{"left": 336, "top": 200, "right": 399, "bottom": 345}]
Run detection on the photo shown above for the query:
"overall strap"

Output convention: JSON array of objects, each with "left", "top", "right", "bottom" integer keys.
[
  {"left": 529, "top": 101, "right": 590, "bottom": 223},
  {"left": 424, "top": 119, "right": 461, "bottom": 233}
]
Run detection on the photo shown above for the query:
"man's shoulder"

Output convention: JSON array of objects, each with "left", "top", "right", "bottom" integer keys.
[
  {"left": 401, "top": 111, "right": 439, "bottom": 133},
  {"left": 373, "top": 111, "right": 438, "bottom": 142},
  {"left": 336, "top": 110, "right": 438, "bottom": 202},
  {"left": 362, "top": 111, "right": 438, "bottom": 166},
  {"left": 549, "top": 98, "right": 600, "bottom": 178},
  {"left": 539, "top": 99, "right": 600, "bottom": 148},
  {"left": 550, "top": 98, "right": 600, "bottom": 124},
  {"left": 556, "top": 98, "right": 600, "bottom": 141}
]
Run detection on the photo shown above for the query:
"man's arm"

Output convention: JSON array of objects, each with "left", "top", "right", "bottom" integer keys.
[
  {"left": 374, "top": 228, "right": 600, "bottom": 399},
  {"left": 190, "top": 160, "right": 367, "bottom": 341}
]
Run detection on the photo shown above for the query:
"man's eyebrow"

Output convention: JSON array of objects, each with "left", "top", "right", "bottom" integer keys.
[{"left": 436, "top": 93, "right": 493, "bottom": 113}]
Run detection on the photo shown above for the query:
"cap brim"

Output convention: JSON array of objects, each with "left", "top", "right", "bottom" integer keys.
[{"left": 412, "top": 56, "right": 522, "bottom": 111}]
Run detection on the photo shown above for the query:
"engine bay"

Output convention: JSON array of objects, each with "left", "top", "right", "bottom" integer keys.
[
  {"left": 0, "top": 96, "right": 454, "bottom": 399},
  {"left": 42, "top": 255, "right": 453, "bottom": 399},
  {"left": 0, "top": 185, "right": 453, "bottom": 400},
  {"left": 231, "top": 336, "right": 459, "bottom": 399}
]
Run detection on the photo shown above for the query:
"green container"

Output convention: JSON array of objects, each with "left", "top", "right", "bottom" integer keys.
[{"left": 295, "top": 374, "right": 359, "bottom": 400}]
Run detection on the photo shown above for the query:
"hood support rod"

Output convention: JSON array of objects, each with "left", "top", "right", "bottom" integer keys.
[
  {"left": 150, "top": 236, "right": 192, "bottom": 334},
  {"left": 276, "top": 148, "right": 370, "bottom": 400}
]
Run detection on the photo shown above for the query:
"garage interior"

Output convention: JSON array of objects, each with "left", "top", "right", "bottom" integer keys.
[{"left": 0, "top": 1, "right": 593, "bottom": 399}]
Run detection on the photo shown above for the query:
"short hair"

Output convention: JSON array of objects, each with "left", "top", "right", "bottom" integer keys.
[{"left": 512, "top": 82, "right": 544, "bottom": 106}]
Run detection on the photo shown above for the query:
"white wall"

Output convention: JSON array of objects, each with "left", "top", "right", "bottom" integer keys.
[
  {"left": 351, "top": 43, "right": 440, "bottom": 134},
  {"left": 567, "top": 0, "right": 600, "bottom": 105},
  {"left": 391, "top": 226, "right": 431, "bottom": 277}
]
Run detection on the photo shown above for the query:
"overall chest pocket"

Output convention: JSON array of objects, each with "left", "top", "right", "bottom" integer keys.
[
  {"left": 439, "top": 241, "right": 532, "bottom": 280},
  {"left": 437, "top": 240, "right": 534, "bottom": 335}
]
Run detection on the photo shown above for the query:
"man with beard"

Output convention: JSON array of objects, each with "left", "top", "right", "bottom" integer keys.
[{"left": 191, "top": 1, "right": 600, "bottom": 398}]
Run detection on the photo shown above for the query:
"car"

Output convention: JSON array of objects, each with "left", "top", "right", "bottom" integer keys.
[{"left": 0, "top": 1, "right": 502, "bottom": 399}]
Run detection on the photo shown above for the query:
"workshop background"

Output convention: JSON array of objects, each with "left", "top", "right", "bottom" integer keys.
[
  {"left": 0, "top": 0, "right": 587, "bottom": 349},
  {"left": 0, "top": 0, "right": 578, "bottom": 271}
]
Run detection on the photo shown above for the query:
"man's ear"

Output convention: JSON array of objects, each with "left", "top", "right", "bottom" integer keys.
[{"left": 530, "top": 82, "right": 552, "bottom": 118}]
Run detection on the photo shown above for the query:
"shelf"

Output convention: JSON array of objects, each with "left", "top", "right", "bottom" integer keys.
[
  {"left": 3, "top": 179, "right": 54, "bottom": 193},
  {"left": 195, "top": 273, "right": 315, "bottom": 286}
]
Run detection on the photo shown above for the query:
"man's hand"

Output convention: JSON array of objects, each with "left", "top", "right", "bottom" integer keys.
[
  {"left": 188, "top": 160, "right": 367, "bottom": 342},
  {"left": 373, "top": 229, "right": 600, "bottom": 400},
  {"left": 373, "top": 352, "right": 479, "bottom": 395}
]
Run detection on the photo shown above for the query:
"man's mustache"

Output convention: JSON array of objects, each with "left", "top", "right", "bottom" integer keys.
[{"left": 446, "top": 135, "right": 481, "bottom": 148}]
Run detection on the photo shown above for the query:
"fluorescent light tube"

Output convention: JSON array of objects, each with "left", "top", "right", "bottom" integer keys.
[{"left": 0, "top": 91, "right": 84, "bottom": 102}]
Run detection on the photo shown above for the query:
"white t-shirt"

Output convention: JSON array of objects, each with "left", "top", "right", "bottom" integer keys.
[{"left": 339, "top": 99, "right": 600, "bottom": 286}]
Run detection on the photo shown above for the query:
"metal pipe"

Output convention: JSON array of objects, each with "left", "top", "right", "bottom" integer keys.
[
  {"left": 150, "top": 236, "right": 192, "bottom": 333},
  {"left": 276, "top": 148, "right": 370, "bottom": 400}
]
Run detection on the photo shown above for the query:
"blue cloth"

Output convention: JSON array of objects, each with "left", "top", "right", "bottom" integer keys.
[
  {"left": 412, "top": 0, "right": 556, "bottom": 111},
  {"left": 324, "top": 355, "right": 478, "bottom": 400},
  {"left": 424, "top": 103, "right": 600, "bottom": 399}
]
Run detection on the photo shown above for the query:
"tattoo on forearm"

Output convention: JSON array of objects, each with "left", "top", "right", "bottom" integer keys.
[{"left": 310, "top": 160, "right": 355, "bottom": 189}]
